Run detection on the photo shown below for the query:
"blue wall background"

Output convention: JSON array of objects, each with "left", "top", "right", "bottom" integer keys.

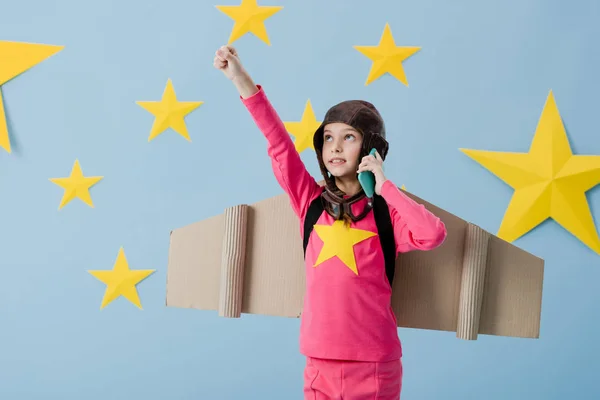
[{"left": 1, "top": 0, "right": 599, "bottom": 398}]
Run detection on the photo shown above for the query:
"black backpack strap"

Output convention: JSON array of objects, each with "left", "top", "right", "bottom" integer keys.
[
  {"left": 302, "top": 192, "right": 397, "bottom": 287},
  {"left": 372, "top": 195, "right": 397, "bottom": 286},
  {"left": 303, "top": 194, "right": 325, "bottom": 257}
]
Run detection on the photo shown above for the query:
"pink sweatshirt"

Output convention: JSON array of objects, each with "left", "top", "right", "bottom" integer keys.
[{"left": 241, "top": 85, "right": 447, "bottom": 362}]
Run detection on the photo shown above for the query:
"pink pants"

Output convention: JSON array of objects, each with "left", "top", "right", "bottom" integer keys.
[{"left": 303, "top": 356, "right": 403, "bottom": 399}]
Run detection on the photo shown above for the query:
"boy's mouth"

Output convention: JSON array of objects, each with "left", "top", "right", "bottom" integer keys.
[{"left": 329, "top": 158, "right": 346, "bottom": 165}]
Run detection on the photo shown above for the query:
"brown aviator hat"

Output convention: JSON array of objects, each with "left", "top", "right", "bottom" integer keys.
[{"left": 313, "top": 99, "right": 390, "bottom": 197}]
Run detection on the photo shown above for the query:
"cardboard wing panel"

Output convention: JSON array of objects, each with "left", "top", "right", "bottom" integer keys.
[
  {"left": 166, "top": 213, "right": 224, "bottom": 311},
  {"left": 391, "top": 201, "right": 467, "bottom": 334},
  {"left": 166, "top": 189, "right": 544, "bottom": 340},
  {"left": 479, "top": 235, "right": 544, "bottom": 338},
  {"left": 391, "top": 191, "right": 544, "bottom": 339},
  {"left": 241, "top": 195, "right": 305, "bottom": 317},
  {"left": 166, "top": 196, "right": 306, "bottom": 318}
]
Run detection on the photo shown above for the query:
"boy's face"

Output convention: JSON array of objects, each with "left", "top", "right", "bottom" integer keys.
[{"left": 322, "top": 122, "right": 363, "bottom": 178}]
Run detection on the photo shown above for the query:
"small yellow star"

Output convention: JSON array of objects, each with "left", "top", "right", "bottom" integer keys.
[
  {"left": 353, "top": 23, "right": 421, "bottom": 86},
  {"left": 216, "top": 0, "right": 283, "bottom": 45},
  {"left": 283, "top": 99, "right": 322, "bottom": 153},
  {"left": 460, "top": 90, "right": 600, "bottom": 254},
  {"left": 136, "top": 78, "right": 203, "bottom": 142},
  {"left": 313, "top": 220, "right": 377, "bottom": 275},
  {"left": 88, "top": 247, "right": 155, "bottom": 309},
  {"left": 49, "top": 159, "right": 103, "bottom": 210},
  {"left": 0, "top": 40, "right": 64, "bottom": 153}
]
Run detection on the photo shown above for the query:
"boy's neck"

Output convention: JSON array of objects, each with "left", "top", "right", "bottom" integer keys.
[{"left": 334, "top": 177, "right": 362, "bottom": 197}]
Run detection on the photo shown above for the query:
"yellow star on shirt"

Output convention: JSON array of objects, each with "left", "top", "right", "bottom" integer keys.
[
  {"left": 460, "top": 90, "right": 600, "bottom": 255},
  {"left": 283, "top": 99, "right": 322, "bottom": 153},
  {"left": 313, "top": 220, "right": 377, "bottom": 275},
  {"left": 88, "top": 247, "right": 155, "bottom": 309},
  {"left": 0, "top": 40, "right": 64, "bottom": 153},
  {"left": 353, "top": 23, "right": 421, "bottom": 86},
  {"left": 49, "top": 159, "right": 103, "bottom": 210},
  {"left": 136, "top": 78, "right": 203, "bottom": 142},
  {"left": 216, "top": 0, "right": 283, "bottom": 45}
]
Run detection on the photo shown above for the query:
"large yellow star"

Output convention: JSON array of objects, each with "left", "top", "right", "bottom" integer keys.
[
  {"left": 313, "top": 220, "right": 377, "bottom": 275},
  {"left": 136, "top": 79, "right": 203, "bottom": 142},
  {"left": 49, "top": 159, "right": 103, "bottom": 210},
  {"left": 88, "top": 247, "right": 155, "bottom": 309},
  {"left": 0, "top": 40, "right": 63, "bottom": 153},
  {"left": 216, "top": 0, "right": 283, "bottom": 45},
  {"left": 283, "top": 99, "right": 322, "bottom": 153},
  {"left": 460, "top": 90, "right": 600, "bottom": 255},
  {"left": 353, "top": 23, "right": 421, "bottom": 86}
]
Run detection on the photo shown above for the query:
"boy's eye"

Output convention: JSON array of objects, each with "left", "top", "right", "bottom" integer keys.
[{"left": 324, "top": 133, "right": 354, "bottom": 141}]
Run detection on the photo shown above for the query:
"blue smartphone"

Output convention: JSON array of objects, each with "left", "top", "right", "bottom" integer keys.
[{"left": 358, "top": 148, "right": 377, "bottom": 198}]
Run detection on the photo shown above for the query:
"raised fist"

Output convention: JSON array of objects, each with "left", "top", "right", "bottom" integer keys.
[{"left": 213, "top": 45, "right": 245, "bottom": 80}]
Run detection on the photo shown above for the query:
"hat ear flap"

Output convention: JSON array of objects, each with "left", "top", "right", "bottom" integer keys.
[{"left": 361, "top": 132, "right": 389, "bottom": 161}]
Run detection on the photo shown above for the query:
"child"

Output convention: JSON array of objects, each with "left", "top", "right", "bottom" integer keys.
[{"left": 214, "top": 45, "right": 447, "bottom": 400}]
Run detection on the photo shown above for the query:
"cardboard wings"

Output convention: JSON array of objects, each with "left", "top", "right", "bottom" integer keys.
[{"left": 165, "top": 187, "right": 545, "bottom": 340}]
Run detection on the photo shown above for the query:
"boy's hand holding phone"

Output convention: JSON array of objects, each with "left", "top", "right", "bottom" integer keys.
[{"left": 357, "top": 149, "right": 387, "bottom": 196}]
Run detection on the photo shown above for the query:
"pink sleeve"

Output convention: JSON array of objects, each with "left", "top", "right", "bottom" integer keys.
[
  {"left": 240, "top": 85, "right": 321, "bottom": 220},
  {"left": 379, "top": 180, "right": 447, "bottom": 253}
]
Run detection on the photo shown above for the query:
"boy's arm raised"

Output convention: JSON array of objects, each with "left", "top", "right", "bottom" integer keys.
[
  {"left": 214, "top": 46, "right": 321, "bottom": 219},
  {"left": 231, "top": 69, "right": 260, "bottom": 99}
]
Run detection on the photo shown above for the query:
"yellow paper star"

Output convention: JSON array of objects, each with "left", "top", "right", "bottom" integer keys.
[
  {"left": 0, "top": 40, "right": 63, "bottom": 153},
  {"left": 88, "top": 247, "right": 155, "bottom": 309},
  {"left": 283, "top": 99, "right": 322, "bottom": 153},
  {"left": 216, "top": 0, "right": 283, "bottom": 45},
  {"left": 313, "top": 220, "right": 377, "bottom": 274},
  {"left": 136, "top": 78, "right": 203, "bottom": 142},
  {"left": 353, "top": 23, "right": 421, "bottom": 86},
  {"left": 401, "top": 184, "right": 406, "bottom": 190},
  {"left": 460, "top": 90, "right": 600, "bottom": 255},
  {"left": 49, "top": 159, "right": 103, "bottom": 210}
]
